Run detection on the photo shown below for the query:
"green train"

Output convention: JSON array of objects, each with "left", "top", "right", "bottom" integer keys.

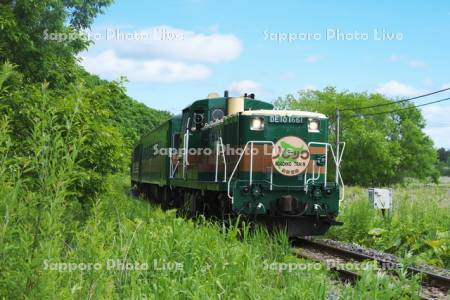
[{"left": 131, "top": 91, "right": 344, "bottom": 236}]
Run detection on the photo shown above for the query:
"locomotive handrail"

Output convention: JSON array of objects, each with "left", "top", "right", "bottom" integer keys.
[
  {"left": 304, "top": 142, "right": 346, "bottom": 201},
  {"left": 169, "top": 132, "right": 180, "bottom": 178},
  {"left": 169, "top": 147, "right": 174, "bottom": 177},
  {"left": 337, "top": 142, "right": 346, "bottom": 201},
  {"left": 227, "top": 140, "right": 346, "bottom": 202},
  {"left": 182, "top": 117, "right": 191, "bottom": 179},
  {"left": 227, "top": 140, "right": 275, "bottom": 203},
  {"left": 182, "top": 132, "right": 187, "bottom": 178},
  {"left": 214, "top": 137, "right": 227, "bottom": 182},
  {"left": 304, "top": 142, "right": 328, "bottom": 189},
  {"left": 305, "top": 162, "right": 321, "bottom": 188},
  {"left": 170, "top": 158, "right": 179, "bottom": 178}
]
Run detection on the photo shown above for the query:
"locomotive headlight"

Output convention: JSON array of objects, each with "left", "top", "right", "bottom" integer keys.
[
  {"left": 250, "top": 116, "right": 264, "bottom": 131},
  {"left": 308, "top": 118, "right": 320, "bottom": 132}
]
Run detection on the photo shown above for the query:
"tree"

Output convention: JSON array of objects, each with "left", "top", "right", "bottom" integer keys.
[
  {"left": 80, "top": 73, "right": 172, "bottom": 146},
  {"left": 0, "top": 0, "right": 113, "bottom": 86},
  {"left": 275, "top": 87, "right": 439, "bottom": 186},
  {"left": 0, "top": 59, "right": 171, "bottom": 201},
  {"left": 437, "top": 148, "right": 449, "bottom": 163},
  {"left": 436, "top": 148, "right": 450, "bottom": 176}
]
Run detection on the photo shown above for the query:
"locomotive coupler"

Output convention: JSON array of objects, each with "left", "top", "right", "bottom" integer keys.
[{"left": 278, "top": 195, "right": 296, "bottom": 213}]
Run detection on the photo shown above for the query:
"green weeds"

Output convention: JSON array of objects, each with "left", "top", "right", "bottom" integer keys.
[
  {"left": 0, "top": 64, "right": 426, "bottom": 299},
  {"left": 327, "top": 186, "right": 450, "bottom": 268}
]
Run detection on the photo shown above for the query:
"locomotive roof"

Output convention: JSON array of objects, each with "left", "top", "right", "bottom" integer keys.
[
  {"left": 241, "top": 109, "right": 327, "bottom": 119},
  {"left": 184, "top": 97, "right": 274, "bottom": 110}
]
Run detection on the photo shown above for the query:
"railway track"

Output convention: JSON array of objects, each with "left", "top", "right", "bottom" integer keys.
[{"left": 292, "top": 238, "right": 450, "bottom": 300}]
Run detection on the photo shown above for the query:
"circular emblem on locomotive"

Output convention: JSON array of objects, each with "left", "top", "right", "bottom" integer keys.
[{"left": 272, "top": 136, "right": 310, "bottom": 176}]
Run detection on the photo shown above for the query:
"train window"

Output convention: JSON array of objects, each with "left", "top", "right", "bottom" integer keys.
[
  {"left": 193, "top": 112, "right": 204, "bottom": 124},
  {"left": 193, "top": 110, "right": 205, "bottom": 131}
]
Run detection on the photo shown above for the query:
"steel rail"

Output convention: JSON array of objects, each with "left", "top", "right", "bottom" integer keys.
[{"left": 292, "top": 238, "right": 450, "bottom": 300}]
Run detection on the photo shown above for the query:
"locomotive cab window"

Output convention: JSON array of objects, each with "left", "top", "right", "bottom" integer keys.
[
  {"left": 210, "top": 108, "right": 225, "bottom": 122},
  {"left": 192, "top": 110, "right": 205, "bottom": 131}
]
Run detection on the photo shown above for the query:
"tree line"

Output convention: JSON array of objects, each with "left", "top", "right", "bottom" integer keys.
[
  {"left": 275, "top": 88, "right": 440, "bottom": 186},
  {"left": 437, "top": 148, "right": 450, "bottom": 176},
  {"left": 0, "top": 0, "right": 170, "bottom": 200}
]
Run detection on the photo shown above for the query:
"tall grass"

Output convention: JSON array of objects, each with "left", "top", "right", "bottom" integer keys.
[
  {"left": 0, "top": 87, "right": 85, "bottom": 297},
  {"left": 1, "top": 173, "right": 422, "bottom": 299},
  {"left": 1, "top": 162, "right": 423, "bottom": 299},
  {"left": 327, "top": 186, "right": 450, "bottom": 268},
  {"left": 0, "top": 81, "right": 423, "bottom": 299}
]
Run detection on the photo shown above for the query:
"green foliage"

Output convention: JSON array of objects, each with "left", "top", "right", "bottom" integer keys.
[
  {"left": 0, "top": 64, "right": 127, "bottom": 199},
  {"left": 0, "top": 0, "right": 113, "bottom": 85},
  {"left": 340, "top": 264, "right": 421, "bottom": 300},
  {"left": 0, "top": 171, "right": 422, "bottom": 298},
  {"left": 0, "top": 60, "right": 170, "bottom": 296},
  {"left": 437, "top": 147, "right": 450, "bottom": 163},
  {"left": 0, "top": 98, "right": 88, "bottom": 297},
  {"left": 275, "top": 87, "right": 440, "bottom": 186},
  {"left": 0, "top": 63, "right": 169, "bottom": 196},
  {"left": 327, "top": 185, "right": 450, "bottom": 268},
  {"left": 81, "top": 74, "right": 171, "bottom": 146}
]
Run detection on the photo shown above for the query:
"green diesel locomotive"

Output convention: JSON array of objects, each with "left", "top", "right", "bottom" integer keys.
[{"left": 131, "top": 91, "right": 344, "bottom": 236}]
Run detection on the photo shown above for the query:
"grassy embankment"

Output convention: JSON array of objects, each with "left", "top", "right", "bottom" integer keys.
[
  {"left": 0, "top": 98, "right": 426, "bottom": 298},
  {"left": 327, "top": 184, "right": 450, "bottom": 269},
  {"left": 1, "top": 172, "right": 424, "bottom": 299}
]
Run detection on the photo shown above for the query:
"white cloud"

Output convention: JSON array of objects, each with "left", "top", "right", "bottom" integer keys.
[
  {"left": 91, "top": 25, "right": 243, "bottom": 63},
  {"left": 375, "top": 80, "right": 422, "bottom": 97},
  {"left": 80, "top": 25, "right": 243, "bottom": 83},
  {"left": 387, "top": 54, "right": 401, "bottom": 62},
  {"left": 305, "top": 54, "right": 323, "bottom": 63},
  {"left": 422, "top": 106, "right": 450, "bottom": 127},
  {"left": 421, "top": 106, "right": 450, "bottom": 148},
  {"left": 424, "top": 127, "right": 450, "bottom": 148},
  {"left": 80, "top": 50, "right": 211, "bottom": 83},
  {"left": 228, "top": 80, "right": 262, "bottom": 96},
  {"left": 408, "top": 59, "right": 427, "bottom": 68},
  {"left": 442, "top": 83, "right": 450, "bottom": 89},
  {"left": 386, "top": 55, "right": 428, "bottom": 69}
]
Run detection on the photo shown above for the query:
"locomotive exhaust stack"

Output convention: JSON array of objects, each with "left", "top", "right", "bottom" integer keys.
[{"left": 227, "top": 96, "right": 245, "bottom": 115}]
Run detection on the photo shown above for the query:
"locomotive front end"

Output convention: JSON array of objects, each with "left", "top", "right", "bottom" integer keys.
[{"left": 228, "top": 109, "right": 343, "bottom": 236}]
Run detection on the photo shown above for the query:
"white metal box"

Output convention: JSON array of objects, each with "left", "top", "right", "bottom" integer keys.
[{"left": 368, "top": 188, "right": 392, "bottom": 209}]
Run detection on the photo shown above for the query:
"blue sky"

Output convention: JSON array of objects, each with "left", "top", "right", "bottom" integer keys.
[{"left": 80, "top": 0, "right": 450, "bottom": 148}]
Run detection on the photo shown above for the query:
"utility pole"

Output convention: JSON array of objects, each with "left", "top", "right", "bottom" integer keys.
[{"left": 335, "top": 108, "right": 340, "bottom": 185}]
